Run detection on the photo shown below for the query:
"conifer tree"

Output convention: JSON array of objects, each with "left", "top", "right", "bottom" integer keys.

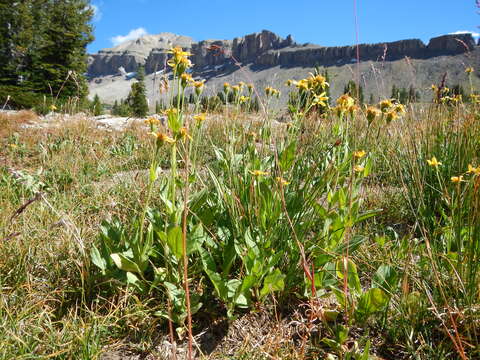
[
  {"left": 90, "top": 93, "right": 103, "bottom": 116},
  {"left": 29, "top": 0, "right": 94, "bottom": 98},
  {"left": 128, "top": 65, "right": 148, "bottom": 117},
  {"left": 0, "top": 0, "right": 94, "bottom": 108}
]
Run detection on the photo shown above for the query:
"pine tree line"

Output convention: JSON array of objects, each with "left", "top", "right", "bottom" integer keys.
[{"left": 0, "top": 0, "right": 93, "bottom": 109}]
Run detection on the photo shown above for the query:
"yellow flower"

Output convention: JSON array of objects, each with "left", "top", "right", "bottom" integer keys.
[
  {"left": 394, "top": 103, "right": 406, "bottom": 115},
  {"left": 239, "top": 96, "right": 250, "bottom": 104},
  {"left": 193, "top": 113, "right": 206, "bottom": 123},
  {"left": 50, "top": 104, "right": 57, "bottom": 112},
  {"left": 152, "top": 132, "right": 175, "bottom": 145},
  {"left": 451, "top": 176, "right": 463, "bottom": 183},
  {"left": 431, "top": 84, "right": 438, "bottom": 92},
  {"left": 232, "top": 85, "right": 241, "bottom": 94},
  {"left": 180, "top": 73, "right": 194, "bottom": 87},
  {"left": 427, "top": 156, "right": 442, "bottom": 168},
  {"left": 336, "top": 94, "right": 355, "bottom": 111},
  {"left": 385, "top": 110, "right": 398, "bottom": 123},
  {"left": 167, "top": 46, "right": 192, "bottom": 74},
  {"left": 296, "top": 79, "right": 309, "bottom": 91},
  {"left": 276, "top": 177, "right": 290, "bottom": 186},
  {"left": 467, "top": 164, "right": 480, "bottom": 175},
  {"left": 193, "top": 80, "right": 205, "bottom": 95},
  {"left": 265, "top": 86, "right": 280, "bottom": 97},
  {"left": 238, "top": 81, "right": 245, "bottom": 89},
  {"left": 312, "top": 92, "right": 329, "bottom": 107},
  {"left": 309, "top": 74, "right": 329, "bottom": 90},
  {"left": 470, "top": 94, "right": 480, "bottom": 104},
  {"left": 164, "top": 107, "right": 178, "bottom": 118},
  {"left": 249, "top": 170, "right": 269, "bottom": 176},
  {"left": 247, "top": 83, "right": 254, "bottom": 93},
  {"left": 465, "top": 67, "right": 474, "bottom": 74},
  {"left": 144, "top": 116, "right": 160, "bottom": 126},
  {"left": 285, "top": 79, "right": 296, "bottom": 87},
  {"left": 366, "top": 106, "right": 381, "bottom": 124},
  {"left": 353, "top": 165, "right": 365, "bottom": 173},
  {"left": 8, "top": 143, "right": 18, "bottom": 149},
  {"left": 179, "top": 127, "right": 192, "bottom": 141},
  {"left": 379, "top": 99, "right": 393, "bottom": 112},
  {"left": 246, "top": 131, "right": 257, "bottom": 138},
  {"left": 223, "top": 82, "right": 231, "bottom": 92},
  {"left": 353, "top": 150, "right": 366, "bottom": 159}
]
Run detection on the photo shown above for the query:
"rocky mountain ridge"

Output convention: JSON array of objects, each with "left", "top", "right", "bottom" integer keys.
[{"left": 88, "top": 30, "right": 477, "bottom": 77}]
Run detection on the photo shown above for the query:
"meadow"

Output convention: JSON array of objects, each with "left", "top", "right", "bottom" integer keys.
[{"left": 1, "top": 49, "right": 479, "bottom": 360}]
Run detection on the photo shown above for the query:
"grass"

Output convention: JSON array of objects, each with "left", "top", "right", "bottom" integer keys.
[{"left": 1, "top": 64, "right": 480, "bottom": 360}]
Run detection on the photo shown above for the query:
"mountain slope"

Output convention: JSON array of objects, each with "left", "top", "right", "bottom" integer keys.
[{"left": 88, "top": 30, "right": 480, "bottom": 106}]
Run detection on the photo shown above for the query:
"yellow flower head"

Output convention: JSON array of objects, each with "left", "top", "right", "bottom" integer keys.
[
  {"left": 353, "top": 165, "right": 365, "bottom": 173},
  {"left": 394, "top": 103, "right": 406, "bottom": 115},
  {"left": 50, "top": 104, "right": 57, "bottom": 112},
  {"left": 336, "top": 94, "right": 355, "bottom": 111},
  {"left": 167, "top": 46, "right": 192, "bottom": 74},
  {"left": 179, "top": 127, "right": 192, "bottom": 141},
  {"left": 247, "top": 83, "right": 254, "bottom": 93},
  {"left": 296, "top": 79, "right": 309, "bottom": 91},
  {"left": 265, "top": 86, "right": 280, "bottom": 97},
  {"left": 164, "top": 107, "right": 178, "bottom": 118},
  {"left": 309, "top": 74, "right": 329, "bottom": 90},
  {"left": 470, "top": 94, "right": 480, "bottom": 104},
  {"left": 193, "top": 80, "right": 205, "bottom": 95},
  {"left": 249, "top": 170, "right": 269, "bottom": 176},
  {"left": 366, "top": 106, "right": 381, "bottom": 124},
  {"left": 385, "top": 110, "right": 399, "bottom": 124},
  {"left": 223, "top": 82, "right": 231, "bottom": 92},
  {"left": 144, "top": 116, "right": 160, "bottom": 126},
  {"left": 431, "top": 84, "right": 438, "bottom": 92},
  {"left": 451, "top": 176, "right": 463, "bottom": 184},
  {"left": 286, "top": 79, "right": 296, "bottom": 87},
  {"left": 379, "top": 99, "right": 393, "bottom": 112},
  {"left": 238, "top": 81, "right": 245, "bottom": 89},
  {"left": 152, "top": 132, "right": 175, "bottom": 145},
  {"left": 193, "top": 113, "right": 206, "bottom": 123},
  {"left": 312, "top": 92, "right": 329, "bottom": 107},
  {"left": 465, "top": 67, "right": 474, "bottom": 74},
  {"left": 353, "top": 150, "right": 366, "bottom": 159},
  {"left": 427, "top": 156, "right": 442, "bottom": 168},
  {"left": 239, "top": 95, "right": 250, "bottom": 104},
  {"left": 230, "top": 85, "right": 240, "bottom": 95},
  {"left": 467, "top": 164, "right": 480, "bottom": 175},
  {"left": 276, "top": 177, "right": 290, "bottom": 186},
  {"left": 180, "top": 73, "right": 194, "bottom": 87}
]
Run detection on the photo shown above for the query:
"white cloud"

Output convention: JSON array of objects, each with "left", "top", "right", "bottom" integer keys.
[
  {"left": 449, "top": 30, "right": 480, "bottom": 38},
  {"left": 111, "top": 28, "right": 149, "bottom": 46},
  {"left": 89, "top": 4, "right": 102, "bottom": 22}
]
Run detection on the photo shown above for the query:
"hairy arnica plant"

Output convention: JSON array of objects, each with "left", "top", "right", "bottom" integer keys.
[{"left": 1, "top": 43, "right": 479, "bottom": 359}]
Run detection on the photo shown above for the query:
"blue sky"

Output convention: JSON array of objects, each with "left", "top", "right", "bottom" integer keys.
[{"left": 88, "top": 0, "right": 479, "bottom": 53}]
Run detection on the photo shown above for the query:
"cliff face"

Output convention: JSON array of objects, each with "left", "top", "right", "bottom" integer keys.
[
  {"left": 88, "top": 33, "right": 194, "bottom": 76},
  {"left": 87, "top": 31, "right": 477, "bottom": 77}
]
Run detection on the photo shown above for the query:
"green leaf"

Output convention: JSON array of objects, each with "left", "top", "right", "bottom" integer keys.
[
  {"left": 336, "top": 259, "right": 361, "bottom": 294},
  {"left": 167, "top": 226, "right": 183, "bottom": 260},
  {"left": 355, "top": 288, "right": 389, "bottom": 322},
  {"left": 360, "top": 339, "right": 371, "bottom": 360},
  {"left": 372, "top": 264, "right": 398, "bottom": 294},
  {"left": 279, "top": 141, "right": 297, "bottom": 171},
  {"left": 91, "top": 245, "right": 107, "bottom": 273},
  {"left": 260, "top": 269, "right": 285, "bottom": 299},
  {"left": 110, "top": 253, "right": 142, "bottom": 274}
]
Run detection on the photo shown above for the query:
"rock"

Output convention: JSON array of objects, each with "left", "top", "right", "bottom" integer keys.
[
  {"left": 87, "top": 30, "right": 479, "bottom": 80},
  {"left": 88, "top": 33, "right": 194, "bottom": 77},
  {"left": 427, "top": 33, "right": 476, "bottom": 54}
]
